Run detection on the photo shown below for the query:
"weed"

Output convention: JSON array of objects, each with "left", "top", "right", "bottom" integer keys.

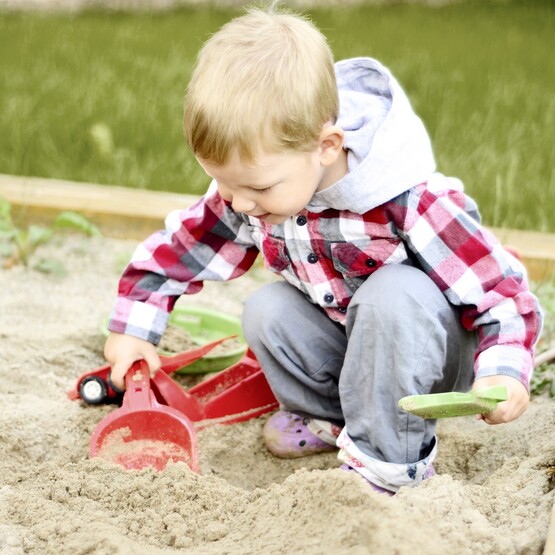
[
  {"left": 0, "top": 196, "right": 101, "bottom": 274},
  {"left": 531, "top": 281, "right": 555, "bottom": 397}
]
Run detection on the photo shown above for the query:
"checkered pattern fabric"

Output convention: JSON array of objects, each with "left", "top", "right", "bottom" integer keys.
[{"left": 109, "top": 176, "right": 542, "bottom": 388}]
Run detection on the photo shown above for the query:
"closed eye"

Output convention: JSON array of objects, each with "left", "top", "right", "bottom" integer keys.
[{"left": 248, "top": 185, "right": 273, "bottom": 194}]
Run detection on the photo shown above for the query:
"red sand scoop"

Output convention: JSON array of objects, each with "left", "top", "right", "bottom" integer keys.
[
  {"left": 151, "top": 348, "right": 278, "bottom": 428},
  {"left": 89, "top": 361, "right": 199, "bottom": 473},
  {"left": 78, "top": 342, "right": 278, "bottom": 473}
]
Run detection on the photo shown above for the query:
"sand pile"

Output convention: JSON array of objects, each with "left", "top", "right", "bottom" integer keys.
[{"left": 0, "top": 235, "right": 553, "bottom": 554}]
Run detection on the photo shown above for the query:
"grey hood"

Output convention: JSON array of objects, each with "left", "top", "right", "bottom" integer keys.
[{"left": 307, "top": 57, "right": 436, "bottom": 213}]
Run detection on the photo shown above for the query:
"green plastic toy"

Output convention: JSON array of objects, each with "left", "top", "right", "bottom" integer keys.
[
  {"left": 398, "top": 386, "right": 508, "bottom": 419},
  {"left": 101, "top": 306, "right": 246, "bottom": 374}
]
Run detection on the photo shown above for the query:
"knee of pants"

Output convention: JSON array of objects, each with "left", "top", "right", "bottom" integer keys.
[
  {"left": 242, "top": 282, "right": 298, "bottom": 345},
  {"left": 349, "top": 264, "right": 449, "bottom": 319},
  {"left": 346, "top": 264, "right": 475, "bottom": 392}
]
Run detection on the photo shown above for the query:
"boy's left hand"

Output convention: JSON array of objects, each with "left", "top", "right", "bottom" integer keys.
[{"left": 472, "top": 375, "right": 529, "bottom": 425}]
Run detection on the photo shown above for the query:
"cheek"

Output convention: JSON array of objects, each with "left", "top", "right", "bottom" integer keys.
[
  {"left": 300, "top": 160, "right": 323, "bottom": 190},
  {"left": 217, "top": 185, "right": 232, "bottom": 202}
]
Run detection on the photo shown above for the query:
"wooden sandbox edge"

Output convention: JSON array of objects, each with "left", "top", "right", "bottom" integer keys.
[
  {"left": 0, "top": 173, "right": 199, "bottom": 241},
  {"left": 1, "top": 173, "right": 554, "bottom": 282}
]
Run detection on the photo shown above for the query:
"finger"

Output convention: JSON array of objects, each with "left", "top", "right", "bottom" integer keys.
[
  {"left": 482, "top": 416, "right": 506, "bottom": 425},
  {"left": 107, "top": 372, "right": 126, "bottom": 394},
  {"left": 143, "top": 351, "right": 162, "bottom": 377},
  {"left": 480, "top": 408, "right": 511, "bottom": 425},
  {"left": 480, "top": 415, "right": 498, "bottom": 425},
  {"left": 109, "top": 360, "right": 131, "bottom": 391}
]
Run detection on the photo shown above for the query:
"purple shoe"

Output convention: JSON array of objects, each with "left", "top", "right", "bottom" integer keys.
[{"left": 263, "top": 410, "right": 337, "bottom": 458}]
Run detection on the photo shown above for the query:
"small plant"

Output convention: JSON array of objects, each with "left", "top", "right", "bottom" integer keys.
[
  {"left": 530, "top": 362, "right": 555, "bottom": 398},
  {"left": 0, "top": 196, "right": 101, "bottom": 274},
  {"left": 530, "top": 281, "right": 555, "bottom": 398}
]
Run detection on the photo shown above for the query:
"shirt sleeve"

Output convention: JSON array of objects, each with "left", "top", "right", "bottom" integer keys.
[
  {"left": 107, "top": 185, "right": 259, "bottom": 344},
  {"left": 392, "top": 181, "right": 543, "bottom": 389}
]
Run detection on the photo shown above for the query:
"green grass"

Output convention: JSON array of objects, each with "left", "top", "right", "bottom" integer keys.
[
  {"left": 531, "top": 280, "right": 555, "bottom": 397},
  {"left": 0, "top": 2, "right": 554, "bottom": 230}
]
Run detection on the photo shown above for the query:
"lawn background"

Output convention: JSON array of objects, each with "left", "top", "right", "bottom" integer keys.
[
  {"left": 0, "top": 0, "right": 554, "bottom": 391},
  {"left": 0, "top": 0, "right": 553, "bottom": 233}
]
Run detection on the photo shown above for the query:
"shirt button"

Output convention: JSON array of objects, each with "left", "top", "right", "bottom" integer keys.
[
  {"left": 338, "top": 307, "right": 347, "bottom": 314},
  {"left": 296, "top": 215, "right": 307, "bottom": 226},
  {"left": 366, "top": 258, "right": 377, "bottom": 268},
  {"left": 324, "top": 293, "right": 334, "bottom": 304},
  {"left": 307, "top": 253, "right": 318, "bottom": 264}
]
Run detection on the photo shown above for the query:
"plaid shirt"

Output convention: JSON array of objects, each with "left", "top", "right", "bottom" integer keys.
[{"left": 110, "top": 175, "right": 542, "bottom": 388}]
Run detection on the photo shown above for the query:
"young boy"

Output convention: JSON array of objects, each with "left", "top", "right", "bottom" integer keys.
[{"left": 104, "top": 7, "right": 543, "bottom": 494}]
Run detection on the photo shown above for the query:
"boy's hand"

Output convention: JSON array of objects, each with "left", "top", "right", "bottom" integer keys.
[
  {"left": 104, "top": 332, "right": 161, "bottom": 391},
  {"left": 472, "top": 375, "right": 529, "bottom": 425}
]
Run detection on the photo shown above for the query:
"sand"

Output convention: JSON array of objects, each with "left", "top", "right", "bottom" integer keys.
[{"left": 0, "top": 234, "right": 554, "bottom": 555}]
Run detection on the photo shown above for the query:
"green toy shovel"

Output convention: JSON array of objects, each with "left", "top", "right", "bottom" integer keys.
[{"left": 398, "top": 386, "right": 508, "bottom": 419}]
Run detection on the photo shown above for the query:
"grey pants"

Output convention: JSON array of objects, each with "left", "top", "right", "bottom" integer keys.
[{"left": 242, "top": 264, "right": 476, "bottom": 465}]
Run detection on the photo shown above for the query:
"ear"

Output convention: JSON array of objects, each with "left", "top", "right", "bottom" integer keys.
[{"left": 318, "top": 124, "right": 345, "bottom": 167}]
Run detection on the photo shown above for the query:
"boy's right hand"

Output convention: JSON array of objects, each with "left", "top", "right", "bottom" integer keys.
[{"left": 104, "top": 332, "right": 161, "bottom": 391}]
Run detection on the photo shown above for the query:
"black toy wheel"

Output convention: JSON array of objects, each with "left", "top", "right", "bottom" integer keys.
[{"left": 79, "top": 376, "right": 108, "bottom": 405}]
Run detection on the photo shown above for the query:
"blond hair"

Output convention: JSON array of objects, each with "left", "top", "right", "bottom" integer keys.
[{"left": 183, "top": 6, "right": 338, "bottom": 164}]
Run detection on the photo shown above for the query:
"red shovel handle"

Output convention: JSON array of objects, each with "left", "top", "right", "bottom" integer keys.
[{"left": 123, "top": 361, "right": 154, "bottom": 410}]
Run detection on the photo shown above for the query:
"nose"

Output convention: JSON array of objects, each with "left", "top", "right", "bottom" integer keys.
[
  {"left": 217, "top": 185, "right": 256, "bottom": 214},
  {"left": 231, "top": 194, "right": 257, "bottom": 214}
]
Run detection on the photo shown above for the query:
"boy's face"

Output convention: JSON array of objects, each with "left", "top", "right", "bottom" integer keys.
[{"left": 197, "top": 148, "right": 330, "bottom": 225}]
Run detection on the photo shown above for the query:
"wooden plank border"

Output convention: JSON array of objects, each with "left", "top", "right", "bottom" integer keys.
[
  {"left": 0, "top": 174, "right": 200, "bottom": 241},
  {"left": 1, "top": 173, "right": 553, "bottom": 282}
]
